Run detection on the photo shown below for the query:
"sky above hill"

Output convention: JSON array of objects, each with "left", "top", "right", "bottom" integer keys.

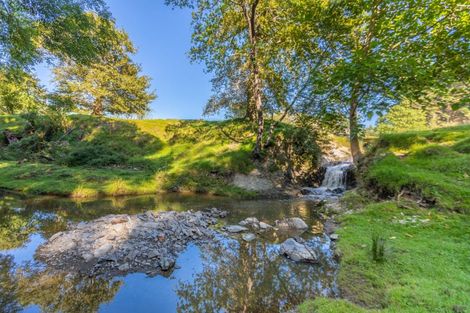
[{"left": 36, "top": 0, "right": 214, "bottom": 120}]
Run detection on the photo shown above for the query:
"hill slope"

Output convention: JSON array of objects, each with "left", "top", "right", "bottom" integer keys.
[
  {"left": 362, "top": 124, "right": 470, "bottom": 212},
  {"left": 0, "top": 114, "right": 260, "bottom": 197}
]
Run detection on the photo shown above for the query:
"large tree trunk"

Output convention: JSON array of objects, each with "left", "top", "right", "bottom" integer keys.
[
  {"left": 349, "top": 96, "right": 363, "bottom": 163},
  {"left": 243, "top": 0, "right": 264, "bottom": 159}
]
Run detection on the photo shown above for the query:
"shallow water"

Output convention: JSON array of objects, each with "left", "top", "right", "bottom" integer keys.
[{"left": 0, "top": 192, "right": 338, "bottom": 313}]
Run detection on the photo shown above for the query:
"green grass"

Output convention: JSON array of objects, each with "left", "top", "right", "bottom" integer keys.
[
  {"left": 0, "top": 115, "right": 257, "bottom": 198},
  {"left": 363, "top": 124, "right": 470, "bottom": 212},
  {"left": 300, "top": 201, "right": 470, "bottom": 313}
]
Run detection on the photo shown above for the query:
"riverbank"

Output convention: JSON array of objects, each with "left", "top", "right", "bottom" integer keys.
[
  {"left": 0, "top": 114, "right": 321, "bottom": 199},
  {"left": 300, "top": 197, "right": 470, "bottom": 313},
  {"left": 299, "top": 124, "right": 470, "bottom": 312}
]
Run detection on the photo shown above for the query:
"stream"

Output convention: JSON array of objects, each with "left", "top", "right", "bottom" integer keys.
[{"left": 0, "top": 164, "right": 351, "bottom": 313}]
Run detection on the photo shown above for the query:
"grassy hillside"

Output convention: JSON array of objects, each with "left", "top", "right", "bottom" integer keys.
[
  {"left": 362, "top": 124, "right": 470, "bottom": 212},
  {"left": 0, "top": 114, "right": 258, "bottom": 197}
]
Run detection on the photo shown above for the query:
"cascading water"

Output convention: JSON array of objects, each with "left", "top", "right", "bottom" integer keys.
[
  {"left": 320, "top": 163, "right": 351, "bottom": 190},
  {"left": 302, "top": 162, "right": 353, "bottom": 199}
]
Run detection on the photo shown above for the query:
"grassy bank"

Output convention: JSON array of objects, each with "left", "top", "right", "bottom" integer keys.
[
  {"left": 363, "top": 124, "right": 470, "bottom": 212},
  {"left": 0, "top": 114, "right": 258, "bottom": 197},
  {"left": 300, "top": 200, "right": 470, "bottom": 313},
  {"left": 300, "top": 124, "right": 470, "bottom": 312}
]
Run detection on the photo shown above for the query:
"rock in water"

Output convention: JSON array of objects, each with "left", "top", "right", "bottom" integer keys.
[
  {"left": 36, "top": 209, "right": 227, "bottom": 277},
  {"left": 259, "top": 221, "right": 272, "bottom": 230},
  {"left": 275, "top": 217, "right": 309, "bottom": 230},
  {"left": 223, "top": 225, "right": 248, "bottom": 233},
  {"left": 280, "top": 238, "right": 318, "bottom": 262},
  {"left": 242, "top": 233, "right": 256, "bottom": 242},
  {"left": 239, "top": 217, "right": 259, "bottom": 226}
]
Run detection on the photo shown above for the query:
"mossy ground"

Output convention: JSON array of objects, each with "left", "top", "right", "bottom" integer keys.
[
  {"left": 300, "top": 201, "right": 470, "bottom": 313},
  {"left": 0, "top": 115, "right": 257, "bottom": 197}
]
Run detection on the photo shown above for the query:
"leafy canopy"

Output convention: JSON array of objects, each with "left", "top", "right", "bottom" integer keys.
[{"left": 52, "top": 15, "right": 156, "bottom": 117}]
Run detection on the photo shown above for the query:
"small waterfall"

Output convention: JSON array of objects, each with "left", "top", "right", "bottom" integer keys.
[
  {"left": 301, "top": 162, "right": 353, "bottom": 199},
  {"left": 320, "top": 163, "right": 351, "bottom": 190}
]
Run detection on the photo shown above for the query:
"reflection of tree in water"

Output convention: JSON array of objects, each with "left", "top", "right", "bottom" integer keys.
[
  {"left": 0, "top": 255, "right": 20, "bottom": 313},
  {"left": 0, "top": 196, "right": 36, "bottom": 250},
  {"left": 15, "top": 267, "right": 122, "bottom": 313},
  {"left": 176, "top": 238, "right": 337, "bottom": 313}
]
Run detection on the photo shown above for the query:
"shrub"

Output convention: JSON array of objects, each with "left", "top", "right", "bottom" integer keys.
[
  {"left": 65, "top": 144, "right": 128, "bottom": 167},
  {"left": 371, "top": 234, "right": 386, "bottom": 262}
]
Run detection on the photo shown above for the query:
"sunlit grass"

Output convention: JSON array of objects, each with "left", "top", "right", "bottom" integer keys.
[{"left": 300, "top": 201, "right": 470, "bottom": 313}]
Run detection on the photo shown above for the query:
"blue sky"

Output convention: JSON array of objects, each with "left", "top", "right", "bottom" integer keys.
[{"left": 36, "top": 0, "right": 214, "bottom": 120}]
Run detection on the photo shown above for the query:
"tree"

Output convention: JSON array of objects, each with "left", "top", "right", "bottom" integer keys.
[
  {"left": 0, "top": 68, "right": 45, "bottom": 114},
  {"left": 53, "top": 16, "right": 156, "bottom": 117},
  {"left": 166, "top": 0, "right": 281, "bottom": 157},
  {"left": 377, "top": 90, "right": 470, "bottom": 134},
  {"left": 287, "top": 0, "right": 469, "bottom": 163},
  {"left": 0, "top": 0, "right": 113, "bottom": 70}
]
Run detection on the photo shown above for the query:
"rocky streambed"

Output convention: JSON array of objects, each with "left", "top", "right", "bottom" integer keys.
[
  {"left": 36, "top": 208, "right": 227, "bottom": 277},
  {"left": 36, "top": 208, "right": 335, "bottom": 278}
]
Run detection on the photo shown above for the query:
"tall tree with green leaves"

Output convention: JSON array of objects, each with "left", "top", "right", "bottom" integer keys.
[
  {"left": 166, "top": 0, "right": 282, "bottom": 157},
  {"left": 53, "top": 16, "right": 155, "bottom": 117},
  {"left": 286, "top": 0, "right": 469, "bottom": 162}
]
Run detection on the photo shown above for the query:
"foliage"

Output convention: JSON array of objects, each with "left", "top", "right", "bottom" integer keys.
[
  {"left": 377, "top": 95, "right": 470, "bottom": 134},
  {"left": 283, "top": 0, "right": 469, "bottom": 162},
  {"left": 376, "top": 103, "right": 428, "bottom": 133},
  {"left": 363, "top": 124, "right": 470, "bottom": 211},
  {"left": 0, "top": 0, "right": 111, "bottom": 69},
  {"left": 52, "top": 14, "right": 155, "bottom": 117},
  {"left": 0, "top": 69, "right": 46, "bottom": 114},
  {"left": 299, "top": 201, "right": 470, "bottom": 313}
]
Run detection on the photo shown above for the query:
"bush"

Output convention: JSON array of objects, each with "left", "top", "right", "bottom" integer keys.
[
  {"left": 371, "top": 234, "right": 386, "bottom": 262},
  {"left": 65, "top": 144, "right": 128, "bottom": 167}
]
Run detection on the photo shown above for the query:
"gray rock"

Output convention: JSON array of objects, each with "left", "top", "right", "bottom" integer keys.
[
  {"left": 239, "top": 217, "right": 259, "bottom": 226},
  {"left": 36, "top": 209, "right": 227, "bottom": 277},
  {"left": 259, "top": 222, "right": 272, "bottom": 230},
  {"left": 280, "top": 238, "right": 318, "bottom": 262},
  {"left": 224, "top": 225, "right": 248, "bottom": 233},
  {"left": 242, "top": 233, "right": 256, "bottom": 242},
  {"left": 159, "top": 257, "right": 175, "bottom": 271},
  {"left": 329, "top": 234, "right": 339, "bottom": 240},
  {"left": 275, "top": 218, "right": 308, "bottom": 230}
]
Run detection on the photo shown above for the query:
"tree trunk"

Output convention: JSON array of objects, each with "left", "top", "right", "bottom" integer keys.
[
  {"left": 349, "top": 97, "right": 362, "bottom": 163},
  {"left": 252, "top": 64, "right": 264, "bottom": 158},
  {"left": 92, "top": 98, "right": 103, "bottom": 116}
]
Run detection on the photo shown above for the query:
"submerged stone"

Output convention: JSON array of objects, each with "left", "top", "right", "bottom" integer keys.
[
  {"left": 223, "top": 225, "right": 248, "bottom": 233},
  {"left": 242, "top": 233, "right": 256, "bottom": 242}
]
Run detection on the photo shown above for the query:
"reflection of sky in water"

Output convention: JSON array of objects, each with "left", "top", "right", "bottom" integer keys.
[
  {"left": 0, "top": 193, "right": 338, "bottom": 313},
  {"left": 0, "top": 234, "right": 44, "bottom": 264},
  {"left": 99, "top": 245, "right": 204, "bottom": 313}
]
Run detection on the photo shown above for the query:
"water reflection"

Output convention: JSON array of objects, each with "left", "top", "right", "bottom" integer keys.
[
  {"left": 0, "top": 192, "right": 336, "bottom": 313},
  {"left": 176, "top": 236, "right": 337, "bottom": 313}
]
